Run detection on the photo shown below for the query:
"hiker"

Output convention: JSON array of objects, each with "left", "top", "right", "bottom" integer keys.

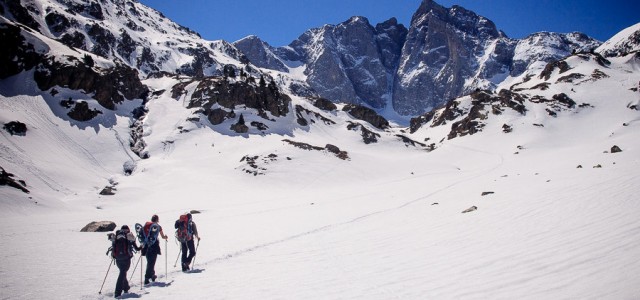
[
  {"left": 175, "top": 213, "right": 201, "bottom": 271},
  {"left": 143, "top": 214, "right": 168, "bottom": 284},
  {"left": 110, "top": 225, "right": 140, "bottom": 298}
]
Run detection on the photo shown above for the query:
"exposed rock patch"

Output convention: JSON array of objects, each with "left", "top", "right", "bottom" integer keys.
[
  {"left": 312, "top": 97, "right": 337, "bottom": 112},
  {"left": 347, "top": 122, "right": 380, "bottom": 144},
  {"left": 295, "top": 105, "right": 335, "bottom": 126},
  {"left": 282, "top": 139, "right": 350, "bottom": 160},
  {"left": 80, "top": 221, "right": 116, "bottom": 232},
  {"left": 3, "top": 121, "right": 27, "bottom": 136},
  {"left": 67, "top": 101, "right": 102, "bottom": 121},
  {"left": 188, "top": 77, "right": 291, "bottom": 126},
  {"left": 342, "top": 104, "right": 389, "bottom": 130},
  {"left": 610, "top": 145, "right": 622, "bottom": 153},
  {"left": 0, "top": 167, "right": 29, "bottom": 194}
]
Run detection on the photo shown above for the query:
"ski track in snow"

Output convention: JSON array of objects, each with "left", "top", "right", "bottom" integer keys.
[{"left": 201, "top": 144, "right": 502, "bottom": 273}]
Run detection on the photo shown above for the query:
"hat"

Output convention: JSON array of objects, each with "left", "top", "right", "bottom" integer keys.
[{"left": 121, "top": 225, "right": 130, "bottom": 231}]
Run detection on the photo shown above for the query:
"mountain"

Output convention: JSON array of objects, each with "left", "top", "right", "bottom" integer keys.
[
  {"left": 597, "top": 22, "right": 640, "bottom": 57},
  {"left": 235, "top": 0, "right": 601, "bottom": 116},
  {"left": 0, "top": 0, "right": 249, "bottom": 77}
]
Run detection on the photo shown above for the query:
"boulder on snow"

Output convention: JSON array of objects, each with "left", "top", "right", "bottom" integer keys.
[
  {"left": 80, "top": 221, "right": 116, "bottom": 232},
  {"left": 312, "top": 97, "right": 337, "bottom": 112},
  {"left": 67, "top": 101, "right": 102, "bottom": 121},
  {"left": 610, "top": 145, "right": 622, "bottom": 153},
  {"left": 3, "top": 121, "right": 27, "bottom": 136},
  {"left": 462, "top": 206, "right": 478, "bottom": 213},
  {"left": 99, "top": 186, "right": 116, "bottom": 195},
  {"left": 481, "top": 192, "right": 494, "bottom": 196}
]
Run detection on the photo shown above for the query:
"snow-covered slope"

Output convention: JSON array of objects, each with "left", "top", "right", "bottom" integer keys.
[
  {"left": 597, "top": 22, "right": 640, "bottom": 57},
  {"left": 1, "top": 0, "right": 249, "bottom": 77}
]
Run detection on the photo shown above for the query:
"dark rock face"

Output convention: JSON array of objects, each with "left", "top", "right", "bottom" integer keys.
[
  {"left": 1, "top": 0, "right": 40, "bottom": 31},
  {"left": 342, "top": 104, "right": 389, "bottom": 130},
  {"left": 347, "top": 122, "right": 380, "bottom": 144},
  {"left": 312, "top": 97, "right": 338, "bottom": 112},
  {"left": 282, "top": 139, "right": 350, "bottom": 160},
  {"left": 411, "top": 89, "right": 530, "bottom": 138},
  {"left": 261, "top": 0, "right": 599, "bottom": 116},
  {"left": 396, "top": 134, "right": 427, "bottom": 148},
  {"left": 375, "top": 18, "right": 408, "bottom": 70},
  {"left": 394, "top": 1, "right": 505, "bottom": 115},
  {"left": 0, "top": 166, "right": 29, "bottom": 194},
  {"left": 409, "top": 111, "right": 436, "bottom": 134},
  {"left": 281, "top": 16, "right": 406, "bottom": 109},
  {"left": 80, "top": 221, "right": 116, "bottom": 232},
  {"left": 67, "top": 101, "right": 102, "bottom": 121},
  {"left": 130, "top": 106, "right": 149, "bottom": 159},
  {"left": 3, "top": 121, "right": 27, "bottom": 136},
  {"left": 0, "top": 22, "right": 43, "bottom": 79},
  {"left": 295, "top": 105, "right": 335, "bottom": 127},
  {"left": 188, "top": 77, "right": 291, "bottom": 125},
  {"left": 325, "top": 144, "right": 349, "bottom": 160},
  {"left": 233, "top": 36, "right": 288, "bottom": 72},
  {"left": 540, "top": 60, "right": 571, "bottom": 81},
  {"left": 34, "top": 58, "right": 148, "bottom": 110}
]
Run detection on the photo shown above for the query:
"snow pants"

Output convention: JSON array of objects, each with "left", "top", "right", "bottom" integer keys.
[
  {"left": 145, "top": 252, "right": 157, "bottom": 281},
  {"left": 145, "top": 243, "right": 160, "bottom": 281},
  {"left": 115, "top": 259, "right": 131, "bottom": 295},
  {"left": 181, "top": 240, "right": 196, "bottom": 266}
]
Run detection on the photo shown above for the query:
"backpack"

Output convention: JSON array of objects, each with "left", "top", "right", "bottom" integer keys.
[
  {"left": 174, "top": 214, "right": 193, "bottom": 243},
  {"left": 110, "top": 230, "right": 132, "bottom": 260},
  {"left": 136, "top": 222, "right": 160, "bottom": 247}
]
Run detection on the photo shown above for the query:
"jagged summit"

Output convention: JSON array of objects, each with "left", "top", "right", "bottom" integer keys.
[{"left": 228, "top": 0, "right": 601, "bottom": 116}]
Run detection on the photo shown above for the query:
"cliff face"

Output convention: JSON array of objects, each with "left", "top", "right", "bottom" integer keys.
[{"left": 236, "top": 0, "right": 600, "bottom": 116}]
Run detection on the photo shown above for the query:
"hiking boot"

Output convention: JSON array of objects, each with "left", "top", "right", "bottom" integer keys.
[
  {"left": 144, "top": 278, "right": 150, "bottom": 285},
  {"left": 114, "top": 292, "right": 121, "bottom": 298},
  {"left": 151, "top": 275, "right": 157, "bottom": 282}
]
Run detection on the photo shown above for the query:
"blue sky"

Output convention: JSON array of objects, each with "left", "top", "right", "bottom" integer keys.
[{"left": 138, "top": 0, "right": 639, "bottom": 46}]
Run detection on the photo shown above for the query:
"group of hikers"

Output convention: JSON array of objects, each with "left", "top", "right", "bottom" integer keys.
[{"left": 104, "top": 213, "right": 201, "bottom": 298}]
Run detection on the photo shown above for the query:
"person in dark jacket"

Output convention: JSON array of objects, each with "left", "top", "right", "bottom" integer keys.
[
  {"left": 111, "top": 225, "right": 140, "bottom": 298},
  {"left": 144, "top": 214, "right": 168, "bottom": 285},
  {"left": 179, "top": 213, "right": 201, "bottom": 271}
]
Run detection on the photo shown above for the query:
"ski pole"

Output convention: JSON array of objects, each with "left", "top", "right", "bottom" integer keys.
[
  {"left": 98, "top": 259, "right": 114, "bottom": 294},
  {"left": 190, "top": 239, "right": 200, "bottom": 269},
  {"left": 174, "top": 246, "right": 182, "bottom": 268},
  {"left": 129, "top": 255, "right": 142, "bottom": 283},
  {"left": 165, "top": 239, "right": 168, "bottom": 280},
  {"left": 140, "top": 255, "right": 144, "bottom": 289}
]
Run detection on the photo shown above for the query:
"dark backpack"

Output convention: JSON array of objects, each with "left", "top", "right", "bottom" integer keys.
[
  {"left": 174, "top": 214, "right": 193, "bottom": 242},
  {"left": 111, "top": 230, "right": 132, "bottom": 260}
]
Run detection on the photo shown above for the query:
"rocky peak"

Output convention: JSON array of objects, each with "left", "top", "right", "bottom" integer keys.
[
  {"left": 375, "top": 18, "right": 408, "bottom": 70},
  {"left": 412, "top": 0, "right": 447, "bottom": 23},
  {"left": 233, "top": 35, "right": 288, "bottom": 72}
]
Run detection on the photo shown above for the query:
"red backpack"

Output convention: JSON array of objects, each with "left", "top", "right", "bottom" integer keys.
[{"left": 175, "top": 214, "right": 193, "bottom": 242}]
